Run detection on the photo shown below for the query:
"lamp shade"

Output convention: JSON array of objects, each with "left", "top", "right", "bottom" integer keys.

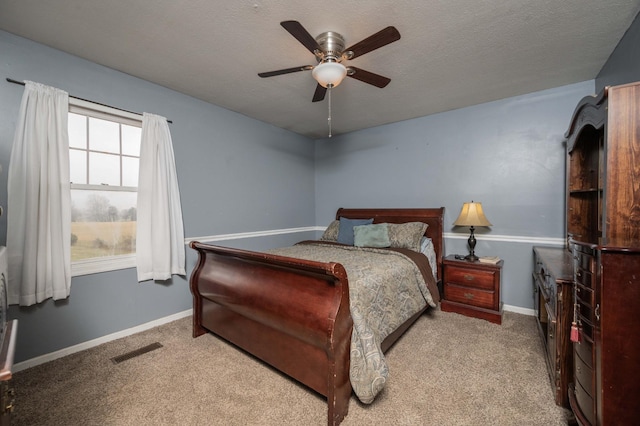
[
  {"left": 312, "top": 62, "right": 347, "bottom": 88},
  {"left": 453, "top": 202, "right": 492, "bottom": 227}
]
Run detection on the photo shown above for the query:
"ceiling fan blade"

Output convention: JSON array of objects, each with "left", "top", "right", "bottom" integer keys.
[
  {"left": 258, "top": 65, "right": 313, "bottom": 78},
  {"left": 280, "top": 20, "right": 321, "bottom": 54},
  {"left": 312, "top": 84, "right": 327, "bottom": 102},
  {"left": 343, "top": 26, "right": 401, "bottom": 60},
  {"left": 347, "top": 67, "right": 391, "bottom": 88}
]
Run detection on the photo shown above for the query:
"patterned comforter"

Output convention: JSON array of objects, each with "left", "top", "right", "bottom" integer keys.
[{"left": 268, "top": 241, "right": 437, "bottom": 404}]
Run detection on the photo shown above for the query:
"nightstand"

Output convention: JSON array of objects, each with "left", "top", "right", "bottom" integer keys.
[{"left": 441, "top": 255, "right": 503, "bottom": 324}]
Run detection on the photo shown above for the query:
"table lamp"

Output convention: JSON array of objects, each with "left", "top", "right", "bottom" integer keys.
[{"left": 453, "top": 201, "right": 492, "bottom": 261}]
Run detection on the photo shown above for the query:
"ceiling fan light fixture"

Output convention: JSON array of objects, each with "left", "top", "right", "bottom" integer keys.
[{"left": 312, "top": 62, "right": 347, "bottom": 88}]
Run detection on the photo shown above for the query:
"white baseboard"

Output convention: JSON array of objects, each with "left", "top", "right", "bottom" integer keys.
[
  {"left": 14, "top": 309, "right": 193, "bottom": 373},
  {"left": 503, "top": 304, "right": 535, "bottom": 316}
]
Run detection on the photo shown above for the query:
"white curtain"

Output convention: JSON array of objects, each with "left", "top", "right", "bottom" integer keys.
[
  {"left": 136, "top": 113, "right": 185, "bottom": 281},
  {"left": 7, "top": 81, "right": 71, "bottom": 306}
]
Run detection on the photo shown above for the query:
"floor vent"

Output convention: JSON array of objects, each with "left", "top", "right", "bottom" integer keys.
[{"left": 111, "top": 342, "right": 163, "bottom": 364}]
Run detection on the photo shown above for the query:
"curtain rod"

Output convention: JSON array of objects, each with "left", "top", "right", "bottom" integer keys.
[{"left": 6, "top": 78, "right": 172, "bottom": 124}]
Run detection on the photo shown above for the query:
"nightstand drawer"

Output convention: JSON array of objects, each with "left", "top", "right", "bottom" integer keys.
[
  {"left": 445, "top": 266, "right": 495, "bottom": 290},
  {"left": 444, "top": 283, "right": 494, "bottom": 309}
]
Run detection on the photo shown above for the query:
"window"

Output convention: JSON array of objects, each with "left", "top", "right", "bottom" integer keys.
[{"left": 68, "top": 99, "right": 141, "bottom": 276}]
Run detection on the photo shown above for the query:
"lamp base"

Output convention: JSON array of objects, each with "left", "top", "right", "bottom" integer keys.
[{"left": 465, "top": 226, "right": 478, "bottom": 262}]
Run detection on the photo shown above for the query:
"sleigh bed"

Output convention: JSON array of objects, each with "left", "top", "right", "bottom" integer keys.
[{"left": 189, "top": 207, "right": 444, "bottom": 425}]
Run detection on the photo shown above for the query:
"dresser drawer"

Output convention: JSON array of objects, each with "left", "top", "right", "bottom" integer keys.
[
  {"left": 572, "top": 243, "right": 596, "bottom": 258},
  {"left": 545, "top": 305, "right": 557, "bottom": 375},
  {"left": 445, "top": 266, "right": 495, "bottom": 290},
  {"left": 574, "top": 379, "right": 595, "bottom": 426},
  {"left": 574, "top": 350, "right": 594, "bottom": 397},
  {"left": 578, "top": 300, "right": 595, "bottom": 324},
  {"left": 578, "top": 316, "right": 594, "bottom": 341},
  {"left": 575, "top": 285, "right": 594, "bottom": 307},
  {"left": 574, "top": 334, "right": 593, "bottom": 369},
  {"left": 534, "top": 259, "right": 553, "bottom": 291},
  {"left": 575, "top": 267, "right": 594, "bottom": 288},
  {"left": 573, "top": 254, "right": 594, "bottom": 272},
  {"left": 572, "top": 241, "right": 594, "bottom": 260},
  {"left": 444, "top": 283, "right": 494, "bottom": 310}
]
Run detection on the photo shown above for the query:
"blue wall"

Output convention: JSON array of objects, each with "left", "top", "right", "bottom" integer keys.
[
  {"left": 314, "top": 81, "right": 594, "bottom": 310},
  {"left": 0, "top": 31, "right": 316, "bottom": 363}
]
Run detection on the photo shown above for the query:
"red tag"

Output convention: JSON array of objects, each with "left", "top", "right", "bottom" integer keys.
[{"left": 570, "top": 322, "right": 581, "bottom": 343}]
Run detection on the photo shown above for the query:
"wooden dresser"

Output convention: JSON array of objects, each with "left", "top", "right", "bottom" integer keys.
[
  {"left": 532, "top": 246, "right": 573, "bottom": 408},
  {"left": 565, "top": 81, "right": 640, "bottom": 426}
]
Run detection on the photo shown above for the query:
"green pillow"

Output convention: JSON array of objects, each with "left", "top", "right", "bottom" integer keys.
[
  {"left": 353, "top": 223, "right": 391, "bottom": 248},
  {"left": 337, "top": 217, "right": 373, "bottom": 245}
]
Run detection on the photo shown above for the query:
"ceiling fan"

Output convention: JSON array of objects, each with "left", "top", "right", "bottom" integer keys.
[{"left": 258, "top": 21, "right": 401, "bottom": 102}]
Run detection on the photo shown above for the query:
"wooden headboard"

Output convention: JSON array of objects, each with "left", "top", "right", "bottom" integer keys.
[{"left": 335, "top": 207, "right": 445, "bottom": 281}]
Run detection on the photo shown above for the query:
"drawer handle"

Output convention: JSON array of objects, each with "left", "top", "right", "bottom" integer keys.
[
  {"left": 595, "top": 304, "right": 600, "bottom": 321},
  {"left": 463, "top": 274, "right": 475, "bottom": 281},
  {"left": 464, "top": 292, "right": 474, "bottom": 300}
]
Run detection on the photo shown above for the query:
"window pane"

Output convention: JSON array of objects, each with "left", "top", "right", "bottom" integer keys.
[
  {"left": 68, "top": 102, "right": 141, "bottom": 268},
  {"left": 89, "top": 117, "right": 120, "bottom": 153},
  {"left": 68, "top": 113, "right": 87, "bottom": 149},
  {"left": 70, "top": 189, "right": 137, "bottom": 261},
  {"left": 122, "top": 125, "right": 141, "bottom": 156},
  {"left": 89, "top": 152, "right": 120, "bottom": 185},
  {"left": 122, "top": 157, "right": 139, "bottom": 187},
  {"left": 69, "top": 149, "right": 87, "bottom": 184}
]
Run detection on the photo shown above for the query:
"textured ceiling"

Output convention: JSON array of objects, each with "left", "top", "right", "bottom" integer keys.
[{"left": 1, "top": 0, "right": 639, "bottom": 139}]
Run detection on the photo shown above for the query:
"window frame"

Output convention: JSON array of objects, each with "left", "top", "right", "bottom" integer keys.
[{"left": 68, "top": 98, "right": 141, "bottom": 277}]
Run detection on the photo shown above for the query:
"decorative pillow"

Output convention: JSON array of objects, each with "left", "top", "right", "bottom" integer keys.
[
  {"left": 387, "top": 222, "right": 428, "bottom": 252},
  {"left": 353, "top": 223, "right": 391, "bottom": 248},
  {"left": 320, "top": 220, "right": 340, "bottom": 241},
  {"left": 337, "top": 217, "right": 374, "bottom": 245}
]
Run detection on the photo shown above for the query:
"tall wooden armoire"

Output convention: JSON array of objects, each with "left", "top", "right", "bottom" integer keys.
[{"left": 565, "top": 81, "right": 640, "bottom": 426}]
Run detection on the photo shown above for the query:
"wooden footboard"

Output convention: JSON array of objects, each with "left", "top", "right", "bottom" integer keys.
[{"left": 189, "top": 242, "right": 353, "bottom": 426}]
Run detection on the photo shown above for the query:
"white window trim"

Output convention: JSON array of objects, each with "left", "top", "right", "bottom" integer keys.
[
  {"left": 70, "top": 183, "right": 137, "bottom": 192},
  {"left": 72, "top": 254, "right": 137, "bottom": 277},
  {"left": 69, "top": 98, "right": 141, "bottom": 277},
  {"left": 69, "top": 98, "right": 142, "bottom": 124}
]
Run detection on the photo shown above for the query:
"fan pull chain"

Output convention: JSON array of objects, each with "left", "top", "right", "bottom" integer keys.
[{"left": 327, "top": 87, "right": 332, "bottom": 138}]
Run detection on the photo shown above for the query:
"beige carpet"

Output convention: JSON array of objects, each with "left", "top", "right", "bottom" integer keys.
[{"left": 12, "top": 309, "right": 572, "bottom": 425}]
